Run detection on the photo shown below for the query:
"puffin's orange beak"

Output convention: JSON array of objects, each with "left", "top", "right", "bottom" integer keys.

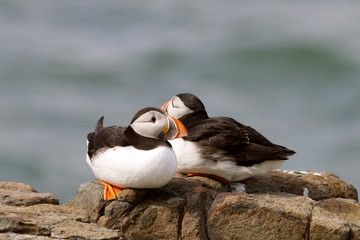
[
  {"left": 161, "top": 100, "right": 170, "bottom": 111},
  {"left": 165, "top": 116, "right": 188, "bottom": 140}
]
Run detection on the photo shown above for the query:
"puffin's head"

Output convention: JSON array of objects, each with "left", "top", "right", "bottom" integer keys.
[
  {"left": 161, "top": 93, "right": 206, "bottom": 120},
  {"left": 129, "top": 107, "right": 188, "bottom": 140}
]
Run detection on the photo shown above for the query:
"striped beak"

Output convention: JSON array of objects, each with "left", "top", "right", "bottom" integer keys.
[
  {"left": 164, "top": 115, "right": 188, "bottom": 140},
  {"left": 161, "top": 100, "right": 170, "bottom": 112}
]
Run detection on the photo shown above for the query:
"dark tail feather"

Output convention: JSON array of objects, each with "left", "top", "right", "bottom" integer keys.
[
  {"left": 243, "top": 144, "right": 296, "bottom": 161},
  {"left": 276, "top": 145, "right": 296, "bottom": 158},
  {"left": 270, "top": 146, "right": 296, "bottom": 160},
  {"left": 87, "top": 116, "right": 104, "bottom": 159},
  {"left": 95, "top": 116, "right": 104, "bottom": 133},
  {"left": 287, "top": 149, "right": 296, "bottom": 156}
]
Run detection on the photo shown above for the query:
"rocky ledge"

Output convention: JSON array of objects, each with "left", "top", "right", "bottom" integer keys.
[{"left": 0, "top": 170, "right": 359, "bottom": 240}]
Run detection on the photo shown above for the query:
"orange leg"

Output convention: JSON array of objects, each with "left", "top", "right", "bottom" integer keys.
[
  {"left": 187, "top": 173, "right": 232, "bottom": 184},
  {"left": 99, "top": 180, "right": 123, "bottom": 201}
]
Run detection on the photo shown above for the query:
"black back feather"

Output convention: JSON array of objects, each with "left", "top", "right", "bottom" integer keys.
[{"left": 176, "top": 93, "right": 295, "bottom": 166}]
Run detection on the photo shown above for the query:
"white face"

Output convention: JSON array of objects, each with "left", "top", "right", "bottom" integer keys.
[
  {"left": 165, "top": 96, "right": 194, "bottom": 119},
  {"left": 130, "top": 110, "right": 168, "bottom": 139}
]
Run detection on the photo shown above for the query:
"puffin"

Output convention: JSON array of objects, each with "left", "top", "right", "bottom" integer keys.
[
  {"left": 86, "top": 107, "right": 188, "bottom": 201},
  {"left": 161, "top": 93, "right": 295, "bottom": 183}
]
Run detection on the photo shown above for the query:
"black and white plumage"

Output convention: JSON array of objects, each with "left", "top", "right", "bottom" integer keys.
[
  {"left": 161, "top": 93, "right": 295, "bottom": 183},
  {"left": 86, "top": 107, "right": 188, "bottom": 200}
]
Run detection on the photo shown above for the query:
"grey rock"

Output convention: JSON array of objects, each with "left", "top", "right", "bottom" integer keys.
[
  {"left": 0, "top": 182, "right": 122, "bottom": 240},
  {"left": 310, "top": 198, "right": 360, "bottom": 240},
  {"left": 0, "top": 182, "right": 36, "bottom": 192},
  {"left": 181, "top": 187, "right": 214, "bottom": 240},
  {"left": 0, "top": 204, "right": 88, "bottom": 235},
  {"left": 1, "top": 169, "right": 360, "bottom": 240},
  {"left": 65, "top": 180, "right": 106, "bottom": 222},
  {"left": 310, "top": 203, "right": 351, "bottom": 240},
  {"left": 242, "top": 170, "right": 358, "bottom": 201},
  {"left": 0, "top": 233, "right": 63, "bottom": 240},
  {"left": 98, "top": 200, "right": 133, "bottom": 229},
  {"left": 207, "top": 193, "right": 313, "bottom": 240},
  {"left": 51, "top": 220, "right": 121, "bottom": 240},
  {"left": 0, "top": 181, "right": 59, "bottom": 206}
]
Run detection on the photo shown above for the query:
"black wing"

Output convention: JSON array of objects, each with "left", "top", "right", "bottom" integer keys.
[
  {"left": 87, "top": 116, "right": 129, "bottom": 158},
  {"left": 186, "top": 118, "right": 250, "bottom": 147},
  {"left": 186, "top": 117, "right": 295, "bottom": 165}
]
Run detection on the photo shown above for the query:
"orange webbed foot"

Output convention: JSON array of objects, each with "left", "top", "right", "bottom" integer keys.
[
  {"left": 187, "top": 173, "right": 232, "bottom": 184},
  {"left": 99, "top": 180, "right": 123, "bottom": 201}
]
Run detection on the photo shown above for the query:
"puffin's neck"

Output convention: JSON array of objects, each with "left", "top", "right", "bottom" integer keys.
[
  {"left": 180, "top": 110, "right": 209, "bottom": 127},
  {"left": 124, "top": 126, "right": 171, "bottom": 150}
]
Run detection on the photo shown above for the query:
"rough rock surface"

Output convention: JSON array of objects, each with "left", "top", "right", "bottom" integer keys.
[
  {"left": 0, "top": 181, "right": 121, "bottom": 240},
  {"left": 0, "top": 170, "right": 359, "bottom": 240},
  {"left": 0, "top": 182, "right": 59, "bottom": 206},
  {"left": 242, "top": 170, "right": 358, "bottom": 201}
]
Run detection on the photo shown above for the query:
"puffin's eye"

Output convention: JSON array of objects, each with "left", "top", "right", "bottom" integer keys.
[{"left": 150, "top": 117, "right": 156, "bottom": 123}]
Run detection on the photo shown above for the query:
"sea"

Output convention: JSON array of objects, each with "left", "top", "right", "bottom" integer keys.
[{"left": 1, "top": 0, "right": 359, "bottom": 203}]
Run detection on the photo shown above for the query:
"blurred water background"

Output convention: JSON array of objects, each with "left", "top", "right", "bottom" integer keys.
[{"left": 1, "top": 1, "right": 359, "bottom": 203}]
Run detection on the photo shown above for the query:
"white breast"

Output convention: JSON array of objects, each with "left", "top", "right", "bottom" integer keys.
[
  {"left": 169, "top": 138, "right": 204, "bottom": 171},
  {"left": 88, "top": 145, "right": 177, "bottom": 189},
  {"left": 169, "top": 138, "right": 285, "bottom": 181}
]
